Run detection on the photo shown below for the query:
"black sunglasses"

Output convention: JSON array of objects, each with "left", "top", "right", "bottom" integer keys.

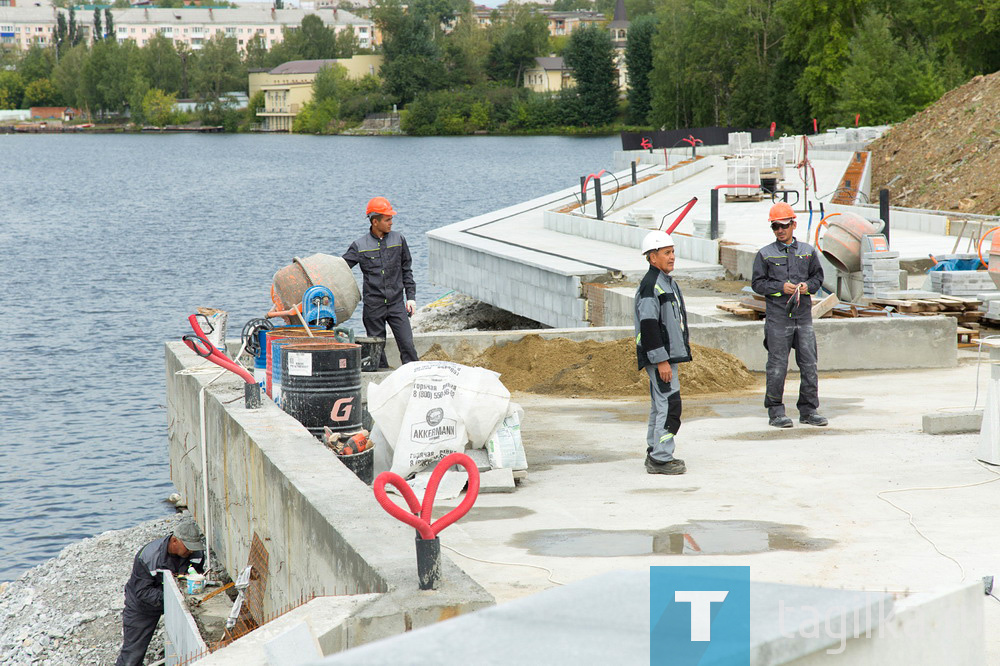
[{"left": 771, "top": 222, "right": 793, "bottom": 230}]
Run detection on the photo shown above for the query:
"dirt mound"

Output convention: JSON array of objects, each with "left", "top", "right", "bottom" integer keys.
[
  {"left": 870, "top": 71, "right": 1000, "bottom": 215},
  {"left": 421, "top": 335, "right": 757, "bottom": 398}
]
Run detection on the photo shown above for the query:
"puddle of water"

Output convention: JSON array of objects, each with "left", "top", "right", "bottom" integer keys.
[
  {"left": 510, "top": 520, "right": 834, "bottom": 557},
  {"left": 432, "top": 506, "right": 535, "bottom": 522}
]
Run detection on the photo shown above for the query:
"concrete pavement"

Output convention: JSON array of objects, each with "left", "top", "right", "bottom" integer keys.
[{"left": 422, "top": 351, "right": 1000, "bottom": 658}]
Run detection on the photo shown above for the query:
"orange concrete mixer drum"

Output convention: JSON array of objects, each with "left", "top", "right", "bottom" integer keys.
[
  {"left": 271, "top": 254, "right": 361, "bottom": 325},
  {"left": 816, "top": 212, "right": 885, "bottom": 273}
]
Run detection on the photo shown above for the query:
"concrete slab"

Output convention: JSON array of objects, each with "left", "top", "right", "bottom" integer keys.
[
  {"left": 312, "top": 573, "right": 982, "bottom": 666},
  {"left": 478, "top": 467, "right": 515, "bottom": 493},
  {"left": 388, "top": 355, "right": 1000, "bottom": 659},
  {"left": 922, "top": 410, "right": 983, "bottom": 434}
]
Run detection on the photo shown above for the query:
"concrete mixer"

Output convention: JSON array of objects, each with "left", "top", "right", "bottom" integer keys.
[
  {"left": 269, "top": 254, "right": 361, "bottom": 325},
  {"left": 815, "top": 212, "right": 903, "bottom": 301}
]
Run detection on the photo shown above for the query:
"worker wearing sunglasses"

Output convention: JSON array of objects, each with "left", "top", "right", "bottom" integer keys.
[{"left": 751, "top": 202, "right": 828, "bottom": 429}]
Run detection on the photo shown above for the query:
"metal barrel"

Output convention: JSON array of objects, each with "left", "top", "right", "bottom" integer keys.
[
  {"left": 280, "top": 341, "right": 362, "bottom": 440},
  {"left": 269, "top": 336, "right": 338, "bottom": 405},
  {"left": 265, "top": 328, "right": 344, "bottom": 399}
]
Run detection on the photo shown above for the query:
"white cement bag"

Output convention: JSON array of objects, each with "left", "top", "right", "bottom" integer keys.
[
  {"left": 370, "top": 426, "right": 393, "bottom": 478},
  {"left": 485, "top": 403, "right": 527, "bottom": 471},
  {"left": 367, "top": 361, "right": 511, "bottom": 477}
]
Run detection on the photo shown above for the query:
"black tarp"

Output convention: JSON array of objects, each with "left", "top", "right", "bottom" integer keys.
[{"left": 621, "top": 127, "right": 773, "bottom": 150}]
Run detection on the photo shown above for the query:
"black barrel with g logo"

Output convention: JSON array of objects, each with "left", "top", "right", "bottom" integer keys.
[{"left": 281, "top": 341, "right": 362, "bottom": 440}]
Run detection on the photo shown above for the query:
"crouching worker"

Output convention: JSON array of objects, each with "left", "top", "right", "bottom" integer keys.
[
  {"left": 115, "top": 518, "right": 205, "bottom": 666},
  {"left": 635, "top": 230, "right": 691, "bottom": 475}
]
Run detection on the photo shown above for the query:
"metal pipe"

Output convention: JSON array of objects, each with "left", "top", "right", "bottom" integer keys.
[
  {"left": 710, "top": 189, "right": 719, "bottom": 241},
  {"left": 880, "top": 188, "right": 890, "bottom": 244},
  {"left": 594, "top": 178, "right": 603, "bottom": 220},
  {"left": 580, "top": 175, "right": 586, "bottom": 206},
  {"left": 631, "top": 160, "right": 637, "bottom": 185}
]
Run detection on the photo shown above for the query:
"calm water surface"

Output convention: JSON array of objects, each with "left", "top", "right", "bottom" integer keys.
[{"left": 0, "top": 133, "right": 618, "bottom": 581}]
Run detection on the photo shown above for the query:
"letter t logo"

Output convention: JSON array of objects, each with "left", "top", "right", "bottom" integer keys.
[{"left": 674, "top": 590, "right": 729, "bottom": 641}]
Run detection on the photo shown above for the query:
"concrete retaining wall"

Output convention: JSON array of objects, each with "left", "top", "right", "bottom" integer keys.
[
  {"left": 427, "top": 234, "right": 591, "bottom": 328},
  {"left": 543, "top": 210, "right": 719, "bottom": 264},
  {"left": 388, "top": 316, "right": 956, "bottom": 372},
  {"left": 165, "top": 343, "right": 493, "bottom": 651},
  {"left": 828, "top": 202, "right": 1000, "bottom": 239}
]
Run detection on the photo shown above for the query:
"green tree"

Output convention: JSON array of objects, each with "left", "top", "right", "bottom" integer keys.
[
  {"left": 51, "top": 43, "right": 89, "bottom": 109},
  {"left": 82, "top": 39, "right": 145, "bottom": 116},
  {"left": 374, "top": 0, "right": 447, "bottom": 103},
  {"left": 244, "top": 34, "right": 270, "bottom": 69},
  {"left": 887, "top": 0, "right": 1000, "bottom": 77},
  {"left": 55, "top": 13, "right": 69, "bottom": 54},
  {"left": 834, "top": 9, "right": 945, "bottom": 125},
  {"left": 648, "top": 0, "right": 772, "bottom": 129},
  {"left": 562, "top": 24, "right": 617, "bottom": 125},
  {"left": 334, "top": 25, "right": 359, "bottom": 57},
  {"left": 284, "top": 14, "right": 338, "bottom": 60},
  {"left": 104, "top": 9, "right": 115, "bottom": 41},
  {"left": 191, "top": 34, "right": 245, "bottom": 99},
  {"left": 552, "top": 0, "right": 592, "bottom": 10},
  {"left": 141, "top": 88, "right": 177, "bottom": 126},
  {"left": 18, "top": 45, "right": 55, "bottom": 85},
  {"left": 313, "top": 62, "right": 350, "bottom": 102},
  {"left": 624, "top": 13, "right": 656, "bottom": 124},
  {"left": 23, "top": 78, "right": 60, "bottom": 106},
  {"left": 486, "top": 5, "right": 549, "bottom": 85},
  {"left": 0, "top": 71, "right": 25, "bottom": 109},
  {"left": 245, "top": 88, "right": 265, "bottom": 127},
  {"left": 442, "top": 9, "right": 490, "bottom": 86},
  {"left": 142, "top": 33, "right": 182, "bottom": 94},
  {"left": 68, "top": 7, "right": 82, "bottom": 47},
  {"left": 777, "top": 0, "right": 871, "bottom": 124},
  {"left": 93, "top": 8, "right": 103, "bottom": 42}
]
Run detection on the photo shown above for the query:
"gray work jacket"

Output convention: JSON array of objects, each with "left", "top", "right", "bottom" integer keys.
[
  {"left": 123, "top": 536, "right": 203, "bottom": 615},
  {"left": 634, "top": 266, "right": 691, "bottom": 370},
  {"left": 751, "top": 238, "right": 824, "bottom": 320},
  {"left": 342, "top": 229, "right": 416, "bottom": 312}
]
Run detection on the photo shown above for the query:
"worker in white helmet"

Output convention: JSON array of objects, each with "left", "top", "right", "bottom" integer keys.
[{"left": 634, "top": 230, "right": 691, "bottom": 475}]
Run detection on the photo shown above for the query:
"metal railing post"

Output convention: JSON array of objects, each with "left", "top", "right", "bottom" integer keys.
[
  {"left": 710, "top": 188, "right": 719, "bottom": 240},
  {"left": 880, "top": 188, "right": 890, "bottom": 244}
]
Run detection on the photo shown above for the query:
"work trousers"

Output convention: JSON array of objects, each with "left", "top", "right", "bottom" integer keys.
[
  {"left": 115, "top": 608, "right": 161, "bottom": 666},
  {"left": 764, "top": 316, "right": 819, "bottom": 419},
  {"left": 645, "top": 364, "right": 682, "bottom": 463},
  {"left": 363, "top": 300, "right": 418, "bottom": 367}
]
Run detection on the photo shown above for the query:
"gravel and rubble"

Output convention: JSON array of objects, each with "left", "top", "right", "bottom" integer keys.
[
  {"left": 0, "top": 514, "right": 189, "bottom": 666},
  {"left": 411, "top": 292, "right": 545, "bottom": 333}
]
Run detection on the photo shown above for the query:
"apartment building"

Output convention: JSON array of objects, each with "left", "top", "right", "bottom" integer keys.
[
  {"left": 251, "top": 55, "right": 383, "bottom": 132},
  {"left": 522, "top": 56, "right": 573, "bottom": 93},
  {"left": 0, "top": 5, "right": 374, "bottom": 51}
]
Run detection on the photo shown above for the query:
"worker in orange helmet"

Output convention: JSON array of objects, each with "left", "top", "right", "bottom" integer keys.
[
  {"left": 342, "top": 196, "right": 418, "bottom": 368},
  {"left": 751, "top": 202, "right": 827, "bottom": 428}
]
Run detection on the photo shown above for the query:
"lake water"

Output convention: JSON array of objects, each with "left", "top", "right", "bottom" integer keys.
[{"left": 0, "top": 133, "right": 619, "bottom": 581}]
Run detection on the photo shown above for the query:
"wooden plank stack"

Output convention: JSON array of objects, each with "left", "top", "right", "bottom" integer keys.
[
  {"left": 868, "top": 296, "right": 983, "bottom": 324},
  {"left": 713, "top": 291, "right": 984, "bottom": 346}
]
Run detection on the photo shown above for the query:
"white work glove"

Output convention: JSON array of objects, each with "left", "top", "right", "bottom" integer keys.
[{"left": 406, "top": 300, "right": 416, "bottom": 315}]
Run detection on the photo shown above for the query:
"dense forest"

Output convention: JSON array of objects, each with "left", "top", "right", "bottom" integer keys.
[{"left": 1, "top": 0, "right": 998, "bottom": 134}]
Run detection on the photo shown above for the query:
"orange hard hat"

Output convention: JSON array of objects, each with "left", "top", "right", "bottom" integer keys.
[
  {"left": 768, "top": 202, "right": 796, "bottom": 222},
  {"left": 366, "top": 196, "right": 397, "bottom": 218}
]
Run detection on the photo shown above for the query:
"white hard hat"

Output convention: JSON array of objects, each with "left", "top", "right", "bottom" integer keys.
[{"left": 641, "top": 230, "right": 674, "bottom": 255}]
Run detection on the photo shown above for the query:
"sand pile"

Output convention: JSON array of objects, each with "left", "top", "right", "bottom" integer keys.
[{"left": 421, "top": 335, "right": 757, "bottom": 398}]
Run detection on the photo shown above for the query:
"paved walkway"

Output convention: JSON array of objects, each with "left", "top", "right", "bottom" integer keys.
[{"left": 428, "top": 353, "right": 1000, "bottom": 659}]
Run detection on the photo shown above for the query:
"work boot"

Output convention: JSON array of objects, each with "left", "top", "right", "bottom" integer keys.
[
  {"left": 645, "top": 455, "right": 686, "bottom": 475},
  {"left": 799, "top": 413, "right": 828, "bottom": 427},
  {"left": 769, "top": 416, "right": 794, "bottom": 428}
]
